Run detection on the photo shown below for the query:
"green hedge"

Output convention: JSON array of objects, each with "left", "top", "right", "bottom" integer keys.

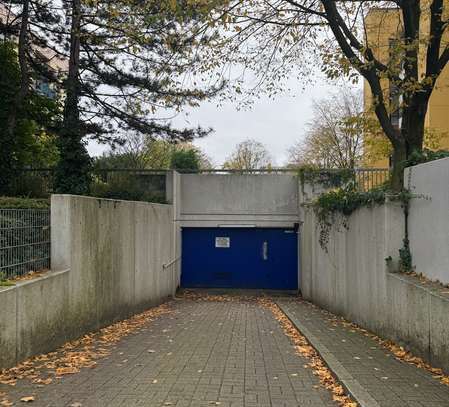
[
  {"left": 0, "top": 197, "right": 50, "bottom": 209},
  {"left": 90, "top": 173, "right": 166, "bottom": 203}
]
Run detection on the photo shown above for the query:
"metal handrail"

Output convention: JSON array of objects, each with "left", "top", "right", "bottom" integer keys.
[{"left": 162, "top": 256, "right": 181, "bottom": 269}]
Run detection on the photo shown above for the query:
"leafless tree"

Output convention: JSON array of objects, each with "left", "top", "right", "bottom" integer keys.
[
  {"left": 223, "top": 139, "right": 272, "bottom": 170},
  {"left": 288, "top": 90, "right": 365, "bottom": 169}
]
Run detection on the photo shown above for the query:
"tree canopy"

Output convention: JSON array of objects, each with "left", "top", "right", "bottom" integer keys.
[
  {"left": 0, "top": 0, "right": 222, "bottom": 194},
  {"left": 94, "top": 135, "right": 212, "bottom": 171},
  {"left": 0, "top": 40, "right": 60, "bottom": 193},
  {"left": 200, "top": 0, "right": 449, "bottom": 189}
]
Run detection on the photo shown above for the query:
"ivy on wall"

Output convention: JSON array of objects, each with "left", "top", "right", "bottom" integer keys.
[
  {"left": 300, "top": 161, "right": 441, "bottom": 272},
  {"left": 308, "top": 183, "right": 388, "bottom": 250},
  {"left": 308, "top": 184, "right": 418, "bottom": 272}
]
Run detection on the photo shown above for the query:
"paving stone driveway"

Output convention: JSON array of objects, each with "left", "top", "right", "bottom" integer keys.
[
  {"left": 1, "top": 298, "right": 335, "bottom": 407},
  {"left": 277, "top": 298, "right": 449, "bottom": 407}
]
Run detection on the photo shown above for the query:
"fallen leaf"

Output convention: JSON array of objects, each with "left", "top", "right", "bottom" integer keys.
[
  {"left": 257, "top": 298, "right": 357, "bottom": 407},
  {"left": 32, "top": 377, "right": 52, "bottom": 385},
  {"left": 55, "top": 367, "right": 79, "bottom": 375},
  {"left": 20, "top": 396, "right": 35, "bottom": 402}
]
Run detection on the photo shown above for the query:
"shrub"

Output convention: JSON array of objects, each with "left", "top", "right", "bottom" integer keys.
[
  {"left": 405, "top": 149, "right": 449, "bottom": 167},
  {"left": 90, "top": 175, "right": 166, "bottom": 203},
  {"left": 0, "top": 197, "right": 50, "bottom": 209}
]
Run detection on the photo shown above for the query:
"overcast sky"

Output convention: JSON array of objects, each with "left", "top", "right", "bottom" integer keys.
[{"left": 87, "top": 77, "right": 355, "bottom": 167}]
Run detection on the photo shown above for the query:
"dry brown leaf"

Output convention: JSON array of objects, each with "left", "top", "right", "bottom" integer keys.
[
  {"left": 296, "top": 298, "right": 449, "bottom": 389},
  {"left": 20, "top": 396, "right": 35, "bottom": 402},
  {"left": 32, "top": 377, "right": 52, "bottom": 385},
  {"left": 0, "top": 302, "right": 171, "bottom": 402},
  {"left": 55, "top": 367, "right": 79, "bottom": 376},
  {"left": 257, "top": 298, "right": 357, "bottom": 407}
]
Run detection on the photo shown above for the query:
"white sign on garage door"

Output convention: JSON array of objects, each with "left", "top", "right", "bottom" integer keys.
[{"left": 215, "top": 237, "right": 230, "bottom": 248}]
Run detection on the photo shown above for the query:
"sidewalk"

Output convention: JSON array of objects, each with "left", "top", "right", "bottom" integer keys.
[{"left": 276, "top": 298, "right": 449, "bottom": 407}]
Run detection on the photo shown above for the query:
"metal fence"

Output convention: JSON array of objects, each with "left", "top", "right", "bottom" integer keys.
[
  {"left": 91, "top": 168, "right": 167, "bottom": 202},
  {"left": 12, "top": 167, "right": 390, "bottom": 199},
  {"left": 179, "top": 167, "right": 391, "bottom": 190},
  {"left": 12, "top": 169, "right": 55, "bottom": 198},
  {"left": 0, "top": 209, "right": 51, "bottom": 280},
  {"left": 297, "top": 167, "right": 390, "bottom": 192},
  {"left": 13, "top": 168, "right": 168, "bottom": 202},
  {"left": 353, "top": 168, "right": 390, "bottom": 191}
]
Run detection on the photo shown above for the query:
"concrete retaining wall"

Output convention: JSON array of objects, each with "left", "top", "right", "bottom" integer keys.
[
  {"left": 0, "top": 195, "right": 177, "bottom": 369},
  {"left": 179, "top": 173, "right": 299, "bottom": 228},
  {"left": 301, "top": 203, "right": 449, "bottom": 372},
  {"left": 405, "top": 157, "right": 449, "bottom": 285}
]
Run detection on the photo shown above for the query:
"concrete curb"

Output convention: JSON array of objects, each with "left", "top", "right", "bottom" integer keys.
[{"left": 275, "top": 301, "right": 381, "bottom": 407}]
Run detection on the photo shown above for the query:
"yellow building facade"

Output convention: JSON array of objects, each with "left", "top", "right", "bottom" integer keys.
[{"left": 363, "top": 7, "right": 449, "bottom": 167}]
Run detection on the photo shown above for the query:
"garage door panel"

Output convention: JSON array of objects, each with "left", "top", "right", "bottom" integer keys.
[{"left": 181, "top": 227, "right": 298, "bottom": 290}]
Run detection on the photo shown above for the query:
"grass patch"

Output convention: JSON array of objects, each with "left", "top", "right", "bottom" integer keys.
[{"left": 0, "top": 272, "right": 15, "bottom": 287}]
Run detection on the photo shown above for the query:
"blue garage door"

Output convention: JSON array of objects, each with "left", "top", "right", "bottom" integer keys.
[{"left": 181, "top": 227, "right": 298, "bottom": 290}]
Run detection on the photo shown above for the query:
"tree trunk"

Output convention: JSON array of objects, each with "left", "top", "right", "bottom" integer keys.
[
  {"left": 7, "top": 0, "right": 30, "bottom": 136},
  {"left": 1, "top": 0, "right": 30, "bottom": 195},
  {"left": 403, "top": 97, "right": 427, "bottom": 156},
  {"left": 54, "top": 0, "right": 91, "bottom": 194},
  {"left": 390, "top": 140, "right": 407, "bottom": 191},
  {"left": 389, "top": 95, "right": 428, "bottom": 191}
]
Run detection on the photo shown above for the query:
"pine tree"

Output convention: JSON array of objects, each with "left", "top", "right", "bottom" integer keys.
[
  {"left": 52, "top": 0, "right": 220, "bottom": 193},
  {"left": 0, "top": 0, "right": 62, "bottom": 194},
  {"left": 2, "top": 0, "right": 221, "bottom": 194}
]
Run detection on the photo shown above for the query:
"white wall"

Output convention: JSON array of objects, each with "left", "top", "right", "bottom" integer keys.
[
  {"left": 301, "top": 204, "right": 404, "bottom": 329},
  {"left": 0, "top": 195, "right": 177, "bottom": 369},
  {"left": 301, "top": 202, "right": 449, "bottom": 372},
  {"left": 405, "top": 157, "right": 449, "bottom": 285},
  {"left": 179, "top": 173, "right": 299, "bottom": 227}
]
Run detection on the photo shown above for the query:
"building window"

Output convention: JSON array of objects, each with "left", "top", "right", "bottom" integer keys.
[{"left": 36, "top": 79, "right": 56, "bottom": 99}]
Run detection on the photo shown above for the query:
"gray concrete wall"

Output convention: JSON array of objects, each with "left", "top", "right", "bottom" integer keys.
[
  {"left": 0, "top": 195, "right": 177, "bottom": 369},
  {"left": 301, "top": 203, "right": 449, "bottom": 372},
  {"left": 179, "top": 174, "right": 299, "bottom": 227},
  {"left": 405, "top": 157, "right": 449, "bottom": 285}
]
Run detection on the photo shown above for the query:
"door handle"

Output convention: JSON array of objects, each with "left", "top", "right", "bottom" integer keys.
[{"left": 262, "top": 241, "right": 268, "bottom": 260}]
